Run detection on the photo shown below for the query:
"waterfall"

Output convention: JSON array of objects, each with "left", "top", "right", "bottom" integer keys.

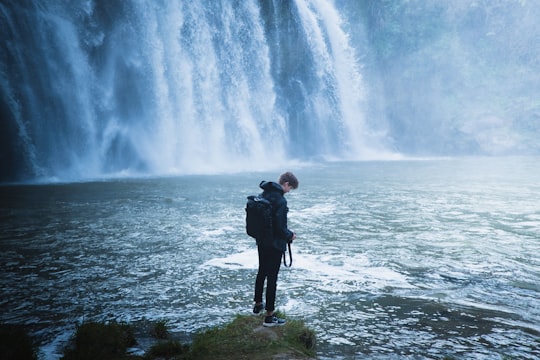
[
  {"left": 4, "top": 1, "right": 538, "bottom": 182},
  {"left": 0, "top": 0, "right": 381, "bottom": 182},
  {"left": 293, "top": 0, "right": 376, "bottom": 156}
]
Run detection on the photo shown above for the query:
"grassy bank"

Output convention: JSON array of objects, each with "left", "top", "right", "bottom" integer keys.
[
  {"left": 188, "top": 314, "right": 316, "bottom": 360},
  {"left": 1, "top": 314, "right": 316, "bottom": 360}
]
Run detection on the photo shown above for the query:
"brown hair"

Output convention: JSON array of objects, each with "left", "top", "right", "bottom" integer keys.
[{"left": 279, "top": 171, "right": 299, "bottom": 189}]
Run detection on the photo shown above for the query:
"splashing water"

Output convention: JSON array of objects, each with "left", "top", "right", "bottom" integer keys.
[
  {"left": 1, "top": 0, "right": 391, "bottom": 182},
  {"left": 1, "top": 158, "right": 539, "bottom": 359}
]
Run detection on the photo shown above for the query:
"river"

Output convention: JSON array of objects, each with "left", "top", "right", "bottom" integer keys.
[{"left": 1, "top": 157, "right": 539, "bottom": 359}]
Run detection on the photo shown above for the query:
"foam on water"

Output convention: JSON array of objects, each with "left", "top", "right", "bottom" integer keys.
[
  {"left": 202, "top": 248, "right": 259, "bottom": 270},
  {"left": 1, "top": 159, "right": 539, "bottom": 359},
  {"left": 204, "top": 247, "right": 416, "bottom": 294}
]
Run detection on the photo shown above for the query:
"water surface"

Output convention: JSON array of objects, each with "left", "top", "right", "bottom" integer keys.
[{"left": 1, "top": 158, "right": 539, "bottom": 359}]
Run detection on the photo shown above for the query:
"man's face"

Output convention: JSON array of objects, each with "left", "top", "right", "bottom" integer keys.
[{"left": 282, "top": 182, "right": 294, "bottom": 193}]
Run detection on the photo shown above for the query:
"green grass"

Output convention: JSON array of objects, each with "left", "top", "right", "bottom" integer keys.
[
  {"left": 2, "top": 314, "right": 316, "bottom": 360},
  {"left": 151, "top": 320, "right": 169, "bottom": 340},
  {"left": 144, "top": 340, "right": 189, "bottom": 359},
  {"left": 62, "top": 321, "right": 138, "bottom": 360},
  {"left": 0, "top": 324, "right": 37, "bottom": 360},
  {"left": 188, "top": 314, "right": 316, "bottom": 360}
]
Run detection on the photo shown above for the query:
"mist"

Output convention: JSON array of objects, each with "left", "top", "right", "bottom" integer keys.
[{"left": 1, "top": 0, "right": 539, "bottom": 182}]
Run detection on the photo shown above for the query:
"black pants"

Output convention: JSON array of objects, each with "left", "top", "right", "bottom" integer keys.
[{"left": 254, "top": 244, "right": 283, "bottom": 312}]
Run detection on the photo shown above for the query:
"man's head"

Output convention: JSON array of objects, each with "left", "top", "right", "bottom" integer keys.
[{"left": 279, "top": 172, "right": 299, "bottom": 193}]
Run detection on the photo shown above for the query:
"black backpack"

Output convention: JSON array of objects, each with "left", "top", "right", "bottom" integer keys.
[
  {"left": 245, "top": 194, "right": 292, "bottom": 267},
  {"left": 245, "top": 195, "right": 273, "bottom": 246}
]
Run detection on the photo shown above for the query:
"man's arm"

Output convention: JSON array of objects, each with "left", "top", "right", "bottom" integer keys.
[{"left": 274, "top": 200, "right": 294, "bottom": 241}]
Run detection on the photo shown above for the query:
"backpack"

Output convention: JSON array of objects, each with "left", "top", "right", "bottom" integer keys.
[
  {"left": 245, "top": 194, "right": 293, "bottom": 267},
  {"left": 245, "top": 195, "right": 273, "bottom": 247}
]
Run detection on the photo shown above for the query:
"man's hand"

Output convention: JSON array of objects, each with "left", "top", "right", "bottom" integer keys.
[{"left": 289, "top": 232, "right": 296, "bottom": 243}]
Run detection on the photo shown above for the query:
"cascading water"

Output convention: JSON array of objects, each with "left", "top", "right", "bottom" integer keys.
[
  {"left": 294, "top": 0, "right": 370, "bottom": 156},
  {"left": 0, "top": 0, "right": 384, "bottom": 183},
  {"left": 2, "top": 0, "right": 540, "bottom": 183}
]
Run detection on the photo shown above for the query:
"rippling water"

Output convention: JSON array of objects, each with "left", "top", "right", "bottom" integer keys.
[{"left": 1, "top": 158, "right": 539, "bottom": 359}]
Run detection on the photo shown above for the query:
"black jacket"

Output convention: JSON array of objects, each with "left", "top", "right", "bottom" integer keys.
[{"left": 260, "top": 181, "right": 294, "bottom": 252}]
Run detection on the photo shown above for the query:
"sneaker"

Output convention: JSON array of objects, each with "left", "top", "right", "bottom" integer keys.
[
  {"left": 253, "top": 303, "right": 264, "bottom": 315},
  {"left": 263, "top": 315, "right": 286, "bottom": 327}
]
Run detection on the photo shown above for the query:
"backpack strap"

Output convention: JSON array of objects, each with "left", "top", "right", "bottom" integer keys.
[{"left": 283, "top": 243, "right": 292, "bottom": 267}]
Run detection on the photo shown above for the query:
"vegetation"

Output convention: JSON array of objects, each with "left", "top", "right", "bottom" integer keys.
[
  {"left": 1, "top": 314, "right": 316, "bottom": 360},
  {"left": 0, "top": 324, "right": 37, "bottom": 360},
  {"left": 189, "top": 314, "right": 316, "bottom": 360},
  {"left": 151, "top": 320, "right": 169, "bottom": 340},
  {"left": 62, "top": 321, "right": 137, "bottom": 360},
  {"left": 145, "top": 340, "right": 189, "bottom": 359}
]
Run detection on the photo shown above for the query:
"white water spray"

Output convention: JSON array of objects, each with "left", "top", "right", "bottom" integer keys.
[
  {"left": 1, "top": 0, "right": 389, "bottom": 182},
  {"left": 294, "top": 0, "right": 389, "bottom": 159}
]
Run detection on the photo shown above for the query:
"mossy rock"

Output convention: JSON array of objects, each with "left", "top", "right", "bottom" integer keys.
[
  {"left": 189, "top": 315, "right": 316, "bottom": 360},
  {"left": 60, "top": 315, "right": 316, "bottom": 360}
]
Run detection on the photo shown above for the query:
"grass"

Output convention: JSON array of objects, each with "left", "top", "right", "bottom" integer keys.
[
  {"left": 145, "top": 340, "right": 189, "bottom": 359},
  {"left": 151, "top": 320, "right": 169, "bottom": 340},
  {"left": 188, "top": 314, "right": 316, "bottom": 360},
  {"left": 62, "top": 321, "right": 137, "bottom": 360},
  {"left": 0, "top": 324, "right": 37, "bottom": 360},
  {"left": 1, "top": 314, "right": 316, "bottom": 360}
]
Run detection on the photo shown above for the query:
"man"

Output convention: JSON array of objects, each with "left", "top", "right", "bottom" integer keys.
[{"left": 253, "top": 171, "right": 299, "bottom": 327}]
